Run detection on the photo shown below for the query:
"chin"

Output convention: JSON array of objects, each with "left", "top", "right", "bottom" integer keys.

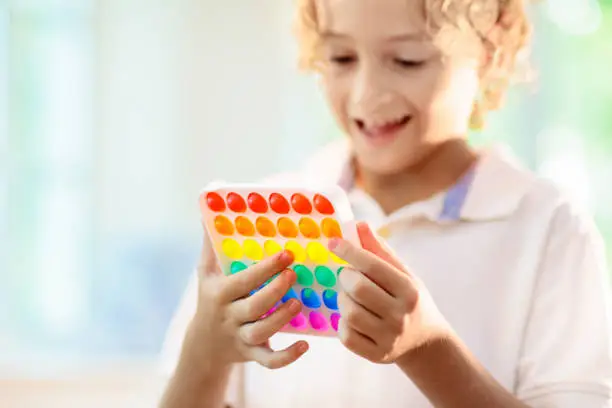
[
  {"left": 350, "top": 133, "right": 427, "bottom": 177},
  {"left": 353, "top": 148, "right": 421, "bottom": 176}
]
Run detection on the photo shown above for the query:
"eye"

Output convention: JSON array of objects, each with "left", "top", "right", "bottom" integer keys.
[
  {"left": 330, "top": 55, "right": 356, "bottom": 65},
  {"left": 394, "top": 58, "right": 426, "bottom": 68}
]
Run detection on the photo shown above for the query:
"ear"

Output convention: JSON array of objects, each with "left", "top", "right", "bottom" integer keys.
[{"left": 483, "top": 18, "right": 511, "bottom": 75}]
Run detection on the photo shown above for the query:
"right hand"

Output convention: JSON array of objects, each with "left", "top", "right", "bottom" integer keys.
[{"left": 185, "top": 232, "right": 309, "bottom": 373}]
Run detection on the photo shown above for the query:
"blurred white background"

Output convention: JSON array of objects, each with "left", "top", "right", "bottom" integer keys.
[
  {"left": 1, "top": 0, "right": 611, "bottom": 406},
  {"left": 1, "top": 0, "right": 339, "bottom": 405}
]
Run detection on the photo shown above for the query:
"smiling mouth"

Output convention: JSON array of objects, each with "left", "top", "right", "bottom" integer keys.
[{"left": 355, "top": 115, "right": 411, "bottom": 139}]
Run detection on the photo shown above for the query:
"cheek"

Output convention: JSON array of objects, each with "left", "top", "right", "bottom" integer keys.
[
  {"left": 415, "top": 62, "right": 480, "bottom": 131},
  {"left": 320, "top": 74, "right": 351, "bottom": 128}
]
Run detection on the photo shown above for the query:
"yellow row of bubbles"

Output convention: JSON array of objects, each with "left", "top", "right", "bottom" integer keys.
[{"left": 221, "top": 238, "right": 347, "bottom": 264}]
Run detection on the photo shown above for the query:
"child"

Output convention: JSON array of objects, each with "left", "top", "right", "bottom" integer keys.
[{"left": 159, "top": 0, "right": 612, "bottom": 407}]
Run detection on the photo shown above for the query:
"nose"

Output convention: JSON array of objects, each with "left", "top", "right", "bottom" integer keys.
[{"left": 350, "top": 61, "right": 393, "bottom": 114}]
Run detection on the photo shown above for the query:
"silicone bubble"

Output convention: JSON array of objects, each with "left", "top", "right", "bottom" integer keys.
[
  {"left": 307, "top": 242, "right": 329, "bottom": 264},
  {"left": 315, "top": 266, "right": 336, "bottom": 287},
  {"left": 244, "top": 239, "right": 263, "bottom": 261},
  {"left": 282, "top": 287, "right": 299, "bottom": 303},
  {"left": 264, "top": 240, "right": 283, "bottom": 256},
  {"left": 256, "top": 216, "right": 276, "bottom": 237},
  {"left": 294, "top": 264, "right": 314, "bottom": 286},
  {"left": 248, "top": 192, "right": 268, "bottom": 213},
  {"left": 309, "top": 311, "right": 329, "bottom": 331},
  {"left": 230, "top": 261, "right": 247, "bottom": 274},
  {"left": 330, "top": 313, "right": 341, "bottom": 332},
  {"left": 206, "top": 192, "right": 225, "bottom": 212},
  {"left": 301, "top": 288, "right": 321, "bottom": 309},
  {"left": 214, "top": 215, "right": 234, "bottom": 236},
  {"left": 321, "top": 218, "right": 342, "bottom": 238},
  {"left": 277, "top": 217, "right": 298, "bottom": 238},
  {"left": 313, "top": 194, "right": 335, "bottom": 215},
  {"left": 290, "top": 313, "right": 308, "bottom": 330},
  {"left": 298, "top": 217, "right": 320, "bottom": 239},
  {"left": 323, "top": 289, "right": 338, "bottom": 310},
  {"left": 269, "top": 193, "right": 290, "bottom": 214},
  {"left": 235, "top": 216, "right": 255, "bottom": 236},
  {"left": 330, "top": 252, "right": 348, "bottom": 265},
  {"left": 222, "top": 238, "right": 243, "bottom": 259},
  {"left": 285, "top": 241, "right": 306, "bottom": 263},
  {"left": 291, "top": 193, "right": 312, "bottom": 214},
  {"left": 227, "top": 192, "right": 247, "bottom": 212}
]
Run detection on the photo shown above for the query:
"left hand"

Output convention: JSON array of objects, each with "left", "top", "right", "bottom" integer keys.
[{"left": 328, "top": 222, "right": 453, "bottom": 364}]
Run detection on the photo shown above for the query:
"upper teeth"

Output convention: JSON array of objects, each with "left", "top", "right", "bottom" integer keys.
[{"left": 364, "top": 116, "right": 406, "bottom": 129}]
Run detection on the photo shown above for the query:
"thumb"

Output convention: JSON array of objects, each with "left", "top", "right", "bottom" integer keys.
[
  {"left": 198, "top": 225, "right": 222, "bottom": 277},
  {"left": 356, "top": 222, "right": 406, "bottom": 273}
]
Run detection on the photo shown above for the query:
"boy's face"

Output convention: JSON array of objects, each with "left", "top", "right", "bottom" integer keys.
[{"left": 316, "top": 0, "right": 486, "bottom": 175}]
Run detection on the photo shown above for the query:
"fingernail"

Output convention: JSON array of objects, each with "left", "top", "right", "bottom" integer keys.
[
  {"left": 281, "top": 268, "right": 294, "bottom": 282},
  {"left": 328, "top": 238, "right": 340, "bottom": 251},
  {"left": 288, "top": 299, "right": 301, "bottom": 313},
  {"left": 298, "top": 342, "right": 308, "bottom": 353},
  {"left": 279, "top": 250, "right": 293, "bottom": 263}
]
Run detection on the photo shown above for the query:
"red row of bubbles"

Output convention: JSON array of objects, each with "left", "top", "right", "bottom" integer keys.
[{"left": 205, "top": 191, "right": 335, "bottom": 215}]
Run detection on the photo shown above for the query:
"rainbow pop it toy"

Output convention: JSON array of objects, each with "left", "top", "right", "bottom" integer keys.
[{"left": 199, "top": 182, "right": 359, "bottom": 337}]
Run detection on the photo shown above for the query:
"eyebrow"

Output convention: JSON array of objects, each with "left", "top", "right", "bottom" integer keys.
[{"left": 319, "top": 30, "right": 427, "bottom": 42}]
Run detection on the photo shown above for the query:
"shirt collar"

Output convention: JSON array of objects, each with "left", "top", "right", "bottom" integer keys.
[
  {"left": 299, "top": 138, "right": 536, "bottom": 223},
  {"left": 460, "top": 145, "right": 536, "bottom": 221}
]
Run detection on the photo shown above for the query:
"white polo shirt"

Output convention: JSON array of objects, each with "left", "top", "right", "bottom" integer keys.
[{"left": 161, "top": 139, "right": 612, "bottom": 408}]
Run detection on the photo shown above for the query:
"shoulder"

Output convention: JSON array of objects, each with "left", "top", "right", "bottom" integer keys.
[
  {"left": 463, "top": 143, "right": 606, "bottom": 275},
  {"left": 518, "top": 166, "right": 601, "bottom": 246},
  {"left": 493, "top": 151, "right": 608, "bottom": 278},
  {"left": 468, "top": 144, "right": 598, "bottom": 234}
]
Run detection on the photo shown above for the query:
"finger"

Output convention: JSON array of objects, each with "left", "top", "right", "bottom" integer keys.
[
  {"left": 329, "top": 238, "right": 404, "bottom": 297},
  {"left": 222, "top": 250, "right": 294, "bottom": 301},
  {"left": 247, "top": 340, "right": 309, "bottom": 370},
  {"left": 338, "top": 319, "right": 383, "bottom": 363},
  {"left": 239, "top": 298, "right": 302, "bottom": 345},
  {"left": 338, "top": 291, "right": 386, "bottom": 342},
  {"left": 232, "top": 268, "right": 297, "bottom": 322},
  {"left": 356, "top": 222, "right": 406, "bottom": 272},
  {"left": 339, "top": 267, "right": 396, "bottom": 318}
]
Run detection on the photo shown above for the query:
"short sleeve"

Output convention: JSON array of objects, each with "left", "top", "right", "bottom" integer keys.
[
  {"left": 158, "top": 271, "right": 244, "bottom": 407},
  {"left": 516, "top": 203, "right": 612, "bottom": 407}
]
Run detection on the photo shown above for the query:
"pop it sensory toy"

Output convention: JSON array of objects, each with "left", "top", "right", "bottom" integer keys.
[{"left": 200, "top": 182, "right": 359, "bottom": 337}]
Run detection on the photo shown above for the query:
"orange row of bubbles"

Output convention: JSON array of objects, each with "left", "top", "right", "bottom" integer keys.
[{"left": 214, "top": 215, "right": 342, "bottom": 239}]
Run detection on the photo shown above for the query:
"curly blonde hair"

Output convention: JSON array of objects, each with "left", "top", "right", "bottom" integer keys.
[{"left": 294, "top": 0, "right": 532, "bottom": 129}]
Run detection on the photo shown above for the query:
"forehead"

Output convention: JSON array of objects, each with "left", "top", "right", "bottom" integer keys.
[
  {"left": 313, "top": 0, "right": 498, "bottom": 52},
  {"left": 315, "top": 0, "right": 426, "bottom": 38}
]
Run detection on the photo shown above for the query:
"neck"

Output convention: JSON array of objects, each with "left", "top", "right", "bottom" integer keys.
[{"left": 355, "top": 139, "right": 478, "bottom": 215}]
